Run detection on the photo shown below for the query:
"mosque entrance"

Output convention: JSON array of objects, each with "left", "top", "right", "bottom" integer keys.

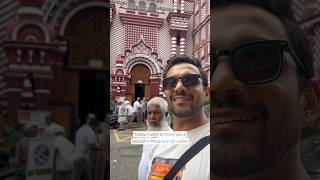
[
  {"left": 130, "top": 64, "right": 151, "bottom": 101},
  {"left": 135, "top": 84, "right": 145, "bottom": 100},
  {"left": 62, "top": 7, "right": 107, "bottom": 124}
]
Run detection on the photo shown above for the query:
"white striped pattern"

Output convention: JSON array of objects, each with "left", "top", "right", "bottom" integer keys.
[
  {"left": 158, "top": 14, "right": 172, "bottom": 62},
  {"left": 184, "top": 1, "right": 194, "bottom": 57},
  {"left": 292, "top": 0, "right": 305, "bottom": 21},
  {"left": 150, "top": 0, "right": 172, "bottom": 63},
  {"left": 0, "top": 0, "right": 19, "bottom": 108},
  {"left": 110, "top": 3, "right": 126, "bottom": 69}
]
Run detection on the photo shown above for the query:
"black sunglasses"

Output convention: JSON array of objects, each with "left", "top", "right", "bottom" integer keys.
[
  {"left": 163, "top": 74, "right": 203, "bottom": 89},
  {"left": 213, "top": 40, "right": 309, "bottom": 84}
]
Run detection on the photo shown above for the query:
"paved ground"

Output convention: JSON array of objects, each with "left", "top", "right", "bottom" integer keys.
[{"left": 110, "top": 125, "right": 146, "bottom": 180}]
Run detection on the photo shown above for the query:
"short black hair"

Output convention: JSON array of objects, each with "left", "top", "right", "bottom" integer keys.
[
  {"left": 163, "top": 55, "right": 208, "bottom": 87},
  {"left": 213, "top": 0, "right": 314, "bottom": 89},
  {"left": 45, "top": 114, "right": 55, "bottom": 122}
]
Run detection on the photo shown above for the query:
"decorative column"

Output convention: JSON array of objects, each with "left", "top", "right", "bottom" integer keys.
[
  {"left": 181, "top": 0, "right": 185, "bottom": 13},
  {"left": 173, "top": 0, "right": 178, "bottom": 13},
  {"left": 171, "top": 36, "right": 177, "bottom": 56},
  {"left": 28, "top": 50, "right": 33, "bottom": 63},
  {"left": 180, "top": 37, "right": 186, "bottom": 54},
  {"left": 33, "top": 74, "right": 53, "bottom": 110},
  {"left": 6, "top": 75, "right": 23, "bottom": 122},
  {"left": 167, "top": 12, "right": 191, "bottom": 56},
  {"left": 170, "top": 30, "right": 177, "bottom": 56}
]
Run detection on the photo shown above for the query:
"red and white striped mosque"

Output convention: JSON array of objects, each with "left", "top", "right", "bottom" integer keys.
[
  {"left": 0, "top": 0, "right": 109, "bottom": 130},
  {"left": 110, "top": 0, "right": 210, "bottom": 102},
  {"left": 0, "top": 0, "right": 319, "bottom": 126}
]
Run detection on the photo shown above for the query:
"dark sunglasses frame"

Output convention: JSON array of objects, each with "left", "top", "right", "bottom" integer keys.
[
  {"left": 163, "top": 74, "right": 203, "bottom": 89},
  {"left": 213, "top": 40, "right": 309, "bottom": 84}
]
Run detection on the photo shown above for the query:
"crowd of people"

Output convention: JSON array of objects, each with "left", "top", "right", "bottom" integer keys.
[
  {"left": 11, "top": 113, "right": 107, "bottom": 180},
  {"left": 116, "top": 97, "right": 149, "bottom": 130}
]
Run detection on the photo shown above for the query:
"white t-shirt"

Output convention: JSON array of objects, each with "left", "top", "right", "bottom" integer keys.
[
  {"left": 55, "top": 135, "right": 74, "bottom": 171},
  {"left": 72, "top": 124, "right": 97, "bottom": 161},
  {"left": 44, "top": 123, "right": 65, "bottom": 137},
  {"left": 146, "top": 122, "right": 210, "bottom": 180},
  {"left": 133, "top": 101, "right": 141, "bottom": 112},
  {"left": 127, "top": 104, "right": 134, "bottom": 116},
  {"left": 138, "top": 122, "right": 172, "bottom": 180}
]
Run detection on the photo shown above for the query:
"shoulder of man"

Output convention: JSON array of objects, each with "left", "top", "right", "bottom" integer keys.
[{"left": 82, "top": 124, "right": 94, "bottom": 134}]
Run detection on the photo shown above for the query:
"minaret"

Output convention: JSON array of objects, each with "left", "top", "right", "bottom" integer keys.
[{"left": 167, "top": 0, "right": 191, "bottom": 56}]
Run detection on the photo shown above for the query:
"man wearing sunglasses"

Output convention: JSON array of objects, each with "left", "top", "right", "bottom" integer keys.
[
  {"left": 146, "top": 55, "right": 210, "bottom": 179},
  {"left": 212, "top": 0, "right": 320, "bottom": 180}
]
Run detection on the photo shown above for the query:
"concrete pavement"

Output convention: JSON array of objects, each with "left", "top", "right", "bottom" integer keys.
[{"left": 110, "top": 126, "right": 146, "bottom": 180}]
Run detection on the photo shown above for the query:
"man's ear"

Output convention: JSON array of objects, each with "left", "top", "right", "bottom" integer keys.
[
  {"left": 303, "top": 78, "right": 320, "bottom": 125},
  {"left": 204, "top": 86, "right": 210, "bottom": 101}
]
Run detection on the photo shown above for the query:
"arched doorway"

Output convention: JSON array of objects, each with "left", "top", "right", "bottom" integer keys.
[
  {"left": 130, "top": 64, "right": 151, "bottom": 101},
  {"left": 62, "top": 7, "right": 107, "bottom": 124}
]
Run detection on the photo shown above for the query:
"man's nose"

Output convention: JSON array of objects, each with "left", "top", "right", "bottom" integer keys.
[
  {"left": 149, "top": 113, "right": 156, "bottom": 119},
  {"left": 174, "top": 79, "right": 187, "bottom": 93},
  {"left": 212, "top": 61, "right": 245, "bottom": 95}
]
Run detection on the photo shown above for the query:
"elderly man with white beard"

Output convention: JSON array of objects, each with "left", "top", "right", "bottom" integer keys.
[{"left": 138, "top": 97, "right": 171, "bottom": 180}]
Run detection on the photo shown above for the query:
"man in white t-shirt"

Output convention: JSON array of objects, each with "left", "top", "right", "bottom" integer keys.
[
  {"left": 52, "top": 127, "right": 74, "bottom": 180},
  {"left": 146, "top": 55, "right": 210, "bottom": 180},
  {"left": 133, "top": 97, "right": 142, "bottom": 123},
  {"left": 138, "top": 97, "right": 171, "bottom": 180},
  {"left": 72, "top": 113, "right": 105, "bottom": 180},
  {"left": 44, "top": 113, "right": 65, "bottom": 137},
  {"left": 126, "top": 100, "right": 134, "bottom": 128}
]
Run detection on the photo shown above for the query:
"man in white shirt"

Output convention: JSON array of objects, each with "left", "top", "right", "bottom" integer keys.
[
  {"left": 44, "top": 113, "right": 65, "bottom": 137},
  {"left": 133, "top": 97, "right": 142, "bottom": 123},
  {"left": 52, "top": 127, "right": 74, "bottom": 180},
  {"left": 146, "top": 55, "right": 210, "bottom": 180},
  {"left": 138, "top": 97, "right": 171, "bottom": 180},
  {"left": 72, "top": 113, "right": 105, "bottom": 180},
  {"left": 126, "top": 100, "right": 134, "bottom": 128}
]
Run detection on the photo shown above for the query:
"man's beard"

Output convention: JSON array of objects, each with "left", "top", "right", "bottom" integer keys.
[
  {"left": 170, "top": 92, "right": 203, "bottom": 118},
  {"left": 147, "top": 118, "right": 167, "bottom": 131},
  {"left": 212, "top": 92, "right": 302, "bottom": 177}
]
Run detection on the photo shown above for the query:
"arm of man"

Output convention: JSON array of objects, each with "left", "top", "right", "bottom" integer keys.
[
  {"left": 89, "top": 143, "right": 105, "bottom": 151},
  {"left": 87, "top": 129, "right": 105, "bottom": 151}
]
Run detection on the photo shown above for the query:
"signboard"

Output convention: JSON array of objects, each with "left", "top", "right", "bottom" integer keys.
[
  {"left": 116, "top": 96, "right": 126, "bottom": 103},
  {"left": 26, "top": 137, "right": 54, "bottom": 180},
  {"left": 118, "top": 104, "right": 127, "bottom": 123},
  {"left": 18, "top": 110, "right": 50, "bottom": 135}
]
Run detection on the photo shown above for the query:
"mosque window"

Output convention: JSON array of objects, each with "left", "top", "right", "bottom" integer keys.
[
  {"left": 138, "top": 1, "right": 146, "bottom": 11},
  {"left": 148, "top": 2, "right": 156, "bottom": 12},
  {"left": 128, "top": 0, "right": 135, "bottom": 9}
]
